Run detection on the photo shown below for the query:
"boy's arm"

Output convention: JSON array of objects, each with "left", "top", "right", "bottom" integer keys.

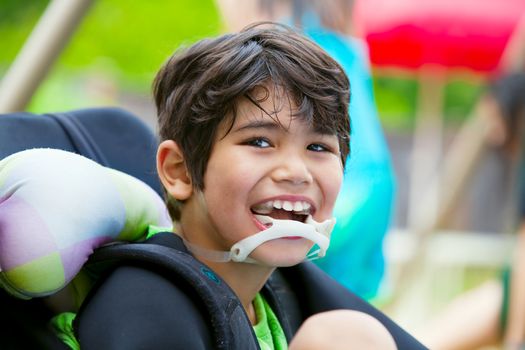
[
  {"left": 279, "top": 262, "right": 429, "bottom": 349},
  {"left": 75, "top": 265, "right": 213, "bottom": 349}
]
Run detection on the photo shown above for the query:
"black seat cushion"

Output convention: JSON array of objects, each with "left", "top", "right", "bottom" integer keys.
[{"left": 0, "top": 107, "right": 161, "bottom": 195}]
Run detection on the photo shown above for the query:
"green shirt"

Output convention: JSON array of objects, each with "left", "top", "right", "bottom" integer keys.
[
  {"left": 253, "top": 293, "right": 288, "bottom": 350},
  {"left": 52, "top": 312, "right": 80, "bottom": 350}
]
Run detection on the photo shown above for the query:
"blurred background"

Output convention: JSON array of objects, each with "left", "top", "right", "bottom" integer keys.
[
  {"left": 0, "top": 0, "right": 485, "bottom": 131},
  {"left": 2, "top": 0, "right": 525, "bottom": 348},
  {"left": 0, "top": 0, "right": 220, "bottom": 125}
]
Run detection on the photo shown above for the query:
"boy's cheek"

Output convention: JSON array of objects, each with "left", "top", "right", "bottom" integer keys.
[
  {"left": 332, "top": 171, "right": 344, "bottom": 197},
  {"left": 324, "top": 175, "right": 344, "bottom": 217},
  {"left": 317, "top": 197, "right": 339, "bottom": 222}
]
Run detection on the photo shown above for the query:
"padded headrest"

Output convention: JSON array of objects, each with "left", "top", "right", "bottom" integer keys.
[
  {"left": 0, "top": 107, "right": 162, "bottom": 196},
  {"left": 0, "top": 149, "right": 172, "bottom": 299}
]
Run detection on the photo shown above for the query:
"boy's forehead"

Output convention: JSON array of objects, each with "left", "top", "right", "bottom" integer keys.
[
  {"left": 225, "top": 100, "right": 335, "bottom": 137},
  {"left": 231, "top": 94, "right": 302, "bottom": 129},
  {"left": 217, "top": 84, "right": 340, "bottom": 138}
]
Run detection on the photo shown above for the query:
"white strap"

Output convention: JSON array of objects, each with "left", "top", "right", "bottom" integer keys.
[{"left": 183, "top": 215, "right": 335, "bottom": 265}]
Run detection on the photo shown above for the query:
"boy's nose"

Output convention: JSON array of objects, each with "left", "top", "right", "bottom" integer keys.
[{"left": 271, "top": 154, "right": 313, "bottom": 185}]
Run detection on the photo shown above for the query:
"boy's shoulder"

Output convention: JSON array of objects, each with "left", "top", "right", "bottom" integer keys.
[{"left": 76, "top": 261, "right": 214, "bottom": 348}]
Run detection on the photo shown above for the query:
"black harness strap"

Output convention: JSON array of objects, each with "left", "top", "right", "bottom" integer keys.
[{"left": 87, "top": 233, "right": 260, "bottom": 350}]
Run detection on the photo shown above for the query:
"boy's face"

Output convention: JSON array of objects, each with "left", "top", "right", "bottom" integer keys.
[{"left": 181, "top": 89, "right": 344, "bottom": 266}]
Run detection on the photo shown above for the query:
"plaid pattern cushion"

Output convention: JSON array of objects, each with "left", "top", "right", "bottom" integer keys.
[{"left": 0, "top": 149, "right": 172, "bottom": 299}]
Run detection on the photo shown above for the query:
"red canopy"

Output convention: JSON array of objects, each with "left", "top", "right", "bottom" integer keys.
[{"left": 354, "top": 0, "right": 525, "bottom": 72}]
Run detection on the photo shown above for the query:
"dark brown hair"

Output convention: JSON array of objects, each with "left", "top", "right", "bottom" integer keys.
[{"left": 153, "top": 23, "right": 350, "bottom": 220}]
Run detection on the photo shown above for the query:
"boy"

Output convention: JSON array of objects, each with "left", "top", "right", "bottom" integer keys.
[
  {"left": 74, "top": 24, "right": 425, "bottom": 349},
  {"left": 215, "top": 0, "right": 397, "bottom": 301}
]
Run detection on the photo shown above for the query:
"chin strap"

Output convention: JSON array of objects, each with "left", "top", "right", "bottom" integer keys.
[{"left": 182, "top": 215, "right": 336, "bottom": 265}]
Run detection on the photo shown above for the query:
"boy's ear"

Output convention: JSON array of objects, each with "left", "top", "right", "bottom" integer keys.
[{"left": 157, "top": 140, "right": 193, "bottom": 200}]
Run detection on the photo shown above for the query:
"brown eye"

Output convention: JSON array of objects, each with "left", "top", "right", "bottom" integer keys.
[
  {"left": 245, "top": 137, "right": 271, "bottom": 148},
  {"left": 307, "top": 143, "right": 329, "bottom": 152}
]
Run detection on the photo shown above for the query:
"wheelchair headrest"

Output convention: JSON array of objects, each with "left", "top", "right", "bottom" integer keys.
[
  {"left": 0, "top": 107, "right": 162, "bottom": 196},
  {"left": 0, "top": 149, "right": 172, "bottom": 299}
]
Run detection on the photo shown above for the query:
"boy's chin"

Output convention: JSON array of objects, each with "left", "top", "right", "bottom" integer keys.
[{"left": 249, "top": 239, "right": 313, "bottom": 267}]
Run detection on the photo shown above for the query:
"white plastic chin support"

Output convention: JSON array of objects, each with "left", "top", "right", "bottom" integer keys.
[{"left": 182, "top": 215, "right": 336, "bottom": 265}]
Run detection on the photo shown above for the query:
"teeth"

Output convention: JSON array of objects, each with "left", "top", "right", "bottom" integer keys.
[
  {"left": 252, "top": 200, "right": 312, "bottom": 214},
  {"left": 251, "top": 201, "right": 273, "bottom": 214},
  {"left": 282, "top": 201, "right": 294, "bottom": 211}
]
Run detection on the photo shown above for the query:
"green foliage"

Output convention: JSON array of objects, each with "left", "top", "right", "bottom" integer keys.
[
  {"left": 0, "top": 0, "right": 49, "bottom": 64},
  {"left": 0, "top": 0, "right": 221, "bottom": 112},
  {"left": 57, "top": 0, "right": 221, "bottom": 84},
  {"left": 373, "top": 75, "right": 418, "bottom": 130},
  {"left": 373, "top": 73, "right": 485, "bottom": 131},
  {"left": 443, "top": 78, "right": 485, "bottom": 124},
  {"left": 0, "top": 1, "right": 484, "bottom": 127}
]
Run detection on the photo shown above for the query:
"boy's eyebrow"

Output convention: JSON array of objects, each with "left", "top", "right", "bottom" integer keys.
[
  {"left": 232, "top": 120, "right": 281, "bottom": 133},
  {"left": 233, "top": 120, "right": 339, "bottom": 137}
]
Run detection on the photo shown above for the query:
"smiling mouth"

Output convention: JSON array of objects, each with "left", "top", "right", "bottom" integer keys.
[{"left": 250, "top": 199, "right": 313, "bottom": 226}]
